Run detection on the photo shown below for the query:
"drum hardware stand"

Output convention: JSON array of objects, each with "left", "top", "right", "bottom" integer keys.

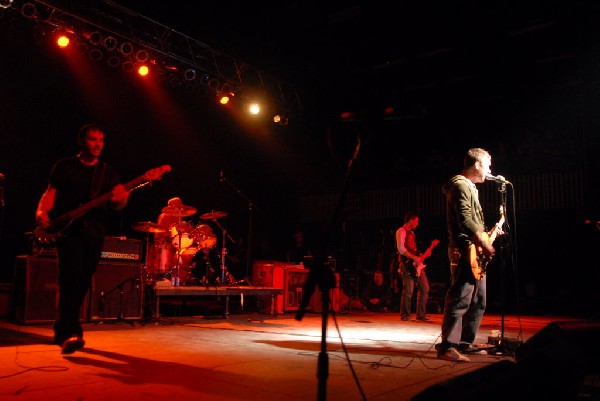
[
  {"left": 96, "top": 276, "right": 140, "bottom": 327},
  {"left": 211, "top": 217, "right": 236, "bottom": 285}
]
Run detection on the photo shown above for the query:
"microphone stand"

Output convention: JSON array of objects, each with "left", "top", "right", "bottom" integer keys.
[
  {"left": 492, "top": 181, "right": 512, "bottom": 355},
  {"left": 219, "top": 171, "right": 259, "bottom": 281},
  {"left": 296, "top": 135, "right": 362, "bottom": 401}
]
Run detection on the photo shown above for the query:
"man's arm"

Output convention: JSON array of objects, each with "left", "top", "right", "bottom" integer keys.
[
  {"left": 395, "top": 228, "right": 420, "bottom": 263},
  {"left": 35, "top": 185, "right": 56, "bottom": 228}
]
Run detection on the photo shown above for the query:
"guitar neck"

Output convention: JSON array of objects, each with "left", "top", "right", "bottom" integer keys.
[{"left": 64, "top": 176, "right": 149, "bottom": 221}]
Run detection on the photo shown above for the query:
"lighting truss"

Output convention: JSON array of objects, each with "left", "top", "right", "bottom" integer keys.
[{"left": 4, "top": 0, "right": 301, "bottom": 115}]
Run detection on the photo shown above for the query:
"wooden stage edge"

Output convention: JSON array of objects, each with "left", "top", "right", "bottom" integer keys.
[{"left": 152, "top": 285, "right": 283, "bottom": 317}]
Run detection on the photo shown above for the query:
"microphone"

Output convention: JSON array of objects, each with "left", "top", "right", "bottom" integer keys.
[
  {"left": 486, "top": 174, "right": 510, "bottom": 184},
  {"left": 219, "top": 170, "right": 224, "bottom": 182}
]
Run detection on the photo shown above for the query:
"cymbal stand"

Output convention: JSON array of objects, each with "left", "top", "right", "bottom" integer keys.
[{"left": 211, "top": 218, "right": 235, "bottom": 285}]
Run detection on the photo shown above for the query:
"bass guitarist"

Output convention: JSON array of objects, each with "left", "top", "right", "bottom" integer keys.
[
  {"left": 396, "top": 212, "right": 435, "bottom": 322},
  {"left": 35, "top": 124, "right": 130, "bottom": 354}
]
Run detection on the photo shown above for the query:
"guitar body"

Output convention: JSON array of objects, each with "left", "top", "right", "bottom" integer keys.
[
  {"left": 399, "top": 239, "right": 439, "bottom": 278},
  {"left": 470, "top": 206, "right": 505, "bottom": 280},
  {"left": 32, "top": 165, "right": 171, "bottom": 248}
]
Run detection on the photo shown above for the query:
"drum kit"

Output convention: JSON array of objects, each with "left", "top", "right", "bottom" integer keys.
[{"left": 132, "top": 202, "right": 239, "bottom": 286}]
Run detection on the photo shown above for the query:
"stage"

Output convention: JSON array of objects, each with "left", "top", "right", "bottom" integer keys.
[{"left": 1, "top": 311, "right": 597, "bottom": 401}]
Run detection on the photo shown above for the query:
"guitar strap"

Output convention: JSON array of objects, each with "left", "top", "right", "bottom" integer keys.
[{"left": 90, "top": 162, "right": 106, "bottom": 199}]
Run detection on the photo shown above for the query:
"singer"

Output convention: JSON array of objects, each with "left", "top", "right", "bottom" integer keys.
[{"left": 437, "top": 147, "right": 496, "bottom": 362}]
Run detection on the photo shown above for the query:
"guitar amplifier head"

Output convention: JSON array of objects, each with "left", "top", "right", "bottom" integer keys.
[{"left": 101, "top": 236, "right": 143, "bottom": 262}]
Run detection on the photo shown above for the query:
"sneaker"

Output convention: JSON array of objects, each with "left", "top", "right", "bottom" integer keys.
[
  {"left": 458, "top": 344, "right": 488, "bottom": 355},
  {"left": 61, "top": 336, "right": 85, "bottom": 354},
  {"left": 416, "top": 316, "right": 432, "bottom": 322},
  {"left": 437, "top": 347, "right": 470, "bottom": 362}
]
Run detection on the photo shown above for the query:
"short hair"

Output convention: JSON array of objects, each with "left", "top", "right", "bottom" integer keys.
[
  {"left": 77, "top": 123, "right": 103, "bottom": 146},
  {"left": 464, "top": 148, "right": 490, "bottom": 169},
  {"left": 404, "top": 211, "right": 419, "bottom": 224}
]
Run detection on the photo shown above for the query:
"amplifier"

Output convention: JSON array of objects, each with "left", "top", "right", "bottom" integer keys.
[{"left": 101, "top": 236, "right": 143, "bottom": 262}]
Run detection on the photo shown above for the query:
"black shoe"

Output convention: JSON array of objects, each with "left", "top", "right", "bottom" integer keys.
[
  {"left": 61, "top": 336, "right": 85, "bottom": 354},
  {"left": 401, "top": 316, "right": 411, "bottom": 321},
  {"left": 458, "top": 344, "right": 488, "bottom": 355},
  {"left": 416, "top": 316, "right": 432, "bottom": 322}
]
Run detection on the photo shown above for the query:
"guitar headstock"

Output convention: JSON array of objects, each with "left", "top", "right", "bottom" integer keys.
[
  {"left": 431, "top": 239, "right": 441, "bottom": 247},
  {"left": 144, "top": 165, "right": 172, "bottom": 181}
]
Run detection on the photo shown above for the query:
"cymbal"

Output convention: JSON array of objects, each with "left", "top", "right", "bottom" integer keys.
[
  {"left": 200, "top": 210, "right": 228, "bottom": 220},
  {"left": 161, "top": 205, "right": 197, "bottom": 217},
  {"left": 132, "top": 221, "right": 167, "bottom": 233}
]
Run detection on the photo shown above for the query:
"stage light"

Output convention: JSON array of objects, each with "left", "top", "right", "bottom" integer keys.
[
  {"left": 217, "top": 92, "right": 231, "bottom": 105},
  {"left": 56, "top": 34, "right": 70, "bottom": 48},
  {"left": 248, "top": 103, "right": 261, "bottom": 115},
  {"left": 137, "top": 64, "right": 149, "bottom": 77},
  {"left": 88, "top": 48, "right": 103, "bottom": 61},
  {"left": 0, "top": 0, "right": 13, "bottom": 9},
  {"left": 75, "top": 41, "right": 88, "bottom": 55},
  {"left": 273, "top": 114, "right": 289, "bottom": 126},
  {"left": 184, "top": 69, "right": 196, "bottom": 81},
  {"left": 135, "top": 49, "right": 148, "bottom": 63},
  {"left": 84, "top": 31, "right": 102, "bottom": 45},
  {"left": 119, "top": 42, "right": 134, "bottom": 57},
  {"left": 107, "top": 55, "right": 120, "bottom": 67},
  {"left": 20, "top": 2, "right": 36, "bottom": 18},
  {"left": 103, "top": 36, "right": 117, "bottom": 51},
  {"left": 122, "top": 61, "right": 134, "bottom": 72}
]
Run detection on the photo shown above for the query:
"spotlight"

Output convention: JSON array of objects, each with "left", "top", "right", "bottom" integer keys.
[
  {"left": 137, "top": 64, "right": 149, "bottom": 77},
  {"left": 208, "top": 78, "right": 219, "bottom": 90},
  {"left": 84, "top": 31, "right": 102, "bottom": 45},
  {"left": 107, "top": 55, "right": 120, "bottom": 67},
  {"left": 56, "top": 34, "right": 70, "bottom": 48},
  {"left": 103, "top": 36, "right": 117, "bottom": 51},
  {"left": 217, "top": 92, "right": 231, "bottom": 105},
  {"left": 200, "top": 74, "right": 210, "bottom": 86},
  {"left": 184, "top": 68, "right": 196, "bottom": 81},
  {"left": 0, "top": 0, "right": 13, "bottom": 10},
  {"left": 248, "top": 103, "right": 261, "bottom": 115},
  {"left": 88, "top": 48, "right": 103, "bottom": 61},
  {"left": 135, "top": 49, "right": 148, "bottom": 63},
  {"left": 20, "top": 2, "right": 36, "bottom": 18},
  {"left": 119, "top": 42, "right": 133, "bottom": 56},
  {"left": 273, "top": 114, "right": 289, "bottom": 126},
  {"left": 122, "top": 61, "right": 134, "bottom": 72}
]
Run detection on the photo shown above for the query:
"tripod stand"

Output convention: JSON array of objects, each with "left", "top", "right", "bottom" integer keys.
[{"left": 96, "top": 276, "right": 140, "bottom": 326}]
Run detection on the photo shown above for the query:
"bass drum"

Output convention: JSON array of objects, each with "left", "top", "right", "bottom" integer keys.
[
  {"left": 193, "top": 224, "right": 217, "bottom": 249},
  {"left": 170, "top": 221, "right": 196, "bottom": 250}
]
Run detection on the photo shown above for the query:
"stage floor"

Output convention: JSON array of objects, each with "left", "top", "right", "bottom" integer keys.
[{"left": 0, "top": 311, "right": 596, "bottom": 401}]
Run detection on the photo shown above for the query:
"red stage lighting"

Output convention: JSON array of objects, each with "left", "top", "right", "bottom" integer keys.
[{"left": 137, "top": 64, "right": 149, "bottom": 77}]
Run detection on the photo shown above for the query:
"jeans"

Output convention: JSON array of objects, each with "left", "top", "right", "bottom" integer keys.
[
  {"left": 399, "top": 265, "right": 430, "bottom": 319},
  {"left": 439, "top": 246, "right": 486, "bottom": 352}
]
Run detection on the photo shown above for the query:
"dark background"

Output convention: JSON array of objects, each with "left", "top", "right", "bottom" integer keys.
[{"left": 0, "top": 0, "right": 598, "bottom": 316}]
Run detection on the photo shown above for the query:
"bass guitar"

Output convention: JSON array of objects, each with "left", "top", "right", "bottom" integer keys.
[
  {"left": 469, "top": 205, "right": 505, "bottom": 280},
  {"left": 32, "top": 164, "right": 171, "bottom": 247},
  {"left": 400, "top": 239, "right": 440, "bottom": 278}
]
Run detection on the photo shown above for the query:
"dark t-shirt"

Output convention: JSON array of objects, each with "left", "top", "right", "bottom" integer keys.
[{"left": 48, "top": 156, "right": 120, "bottom": 239}]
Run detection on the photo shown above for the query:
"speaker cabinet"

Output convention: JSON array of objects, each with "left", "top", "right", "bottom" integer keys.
[
  {"left": 11, "top": 255, "right": 87, "bottom": 324},
  {"left": 88, "top": 261, "right": 144, "bottom": 321}
]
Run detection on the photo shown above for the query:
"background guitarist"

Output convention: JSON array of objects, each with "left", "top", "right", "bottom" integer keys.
[
  {"left": 35, "top": 123, "right": 130, "bottom": 354},
  {"left": 436, "top": 148, "right": 496, "bottom": 362},
  {"left": 395, "top": 212, "right": 432, "bottom": 322}
]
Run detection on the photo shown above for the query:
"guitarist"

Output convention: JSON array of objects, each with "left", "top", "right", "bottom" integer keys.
[
  {"left": 395, "top": 212, "right": 431, "bottom": 322},
  {"left": 35, "top": 124, "right": 130, "bottom": 354},
  {"left": 436, "top": 148, "right": 496, "bottom": 362}
]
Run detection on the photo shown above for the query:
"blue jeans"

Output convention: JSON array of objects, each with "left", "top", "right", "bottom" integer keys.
[
  {"left": 439, "top": 247, "right": 486, "bottom": 352},
  {"left": 399, "top": 265, "right": 430, "bottom": 319}
]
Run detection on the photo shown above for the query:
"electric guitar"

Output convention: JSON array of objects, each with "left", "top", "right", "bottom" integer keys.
[
  {"left": 32, "top": 165, "right": 171, "bottom": 247},
  {"left": 400, "top": 239, "right": 440, "bottom": 278},
  {"left": 470, "top": 205, "right": 505, "bottom": 280}
]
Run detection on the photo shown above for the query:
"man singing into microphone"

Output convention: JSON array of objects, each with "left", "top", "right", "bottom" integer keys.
[{"left": 436, "top": 147, "right": 496, "bottom": 362}]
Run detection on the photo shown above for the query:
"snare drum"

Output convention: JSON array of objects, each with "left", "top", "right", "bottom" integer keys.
[{"left": 170, "top": 221, "right": 196, "bottom": 249}]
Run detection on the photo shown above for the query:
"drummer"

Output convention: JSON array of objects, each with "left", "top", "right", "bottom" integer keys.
[{"left": 156, "top": 197, "right": 192, "bottom": 243}]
